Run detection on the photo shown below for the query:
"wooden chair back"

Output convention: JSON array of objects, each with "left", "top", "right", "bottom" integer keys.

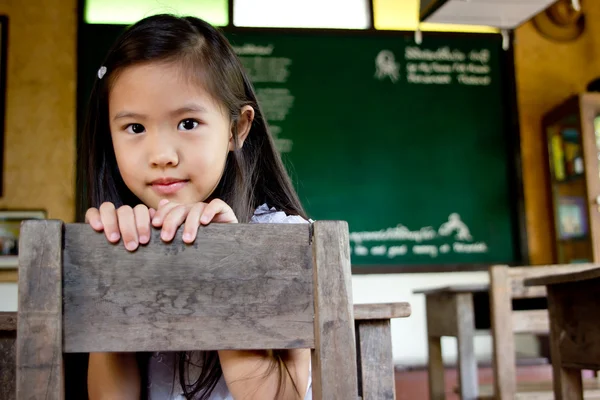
[
  {"left": 16, "top": 219, "right": 358, "bottom": 399},
  {"left": 489, "top": 263, "right": 598, "bottom": 399}
]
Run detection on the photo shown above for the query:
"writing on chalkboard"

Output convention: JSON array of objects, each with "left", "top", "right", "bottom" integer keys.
[
  {"left": 349, "top": 213, "right": 489, "bottom": 259},
  {"left": 374, "top": 50, "right": 400, "bottom": 83},
  {"left": 404, "top": 46, "right": 492, "bottom": 86}
]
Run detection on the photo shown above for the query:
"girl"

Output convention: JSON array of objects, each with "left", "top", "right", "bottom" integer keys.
[{"left": 81, "top": 14, "right": 311, "bottom": 400}]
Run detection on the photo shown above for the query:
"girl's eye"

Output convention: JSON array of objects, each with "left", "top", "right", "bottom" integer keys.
[
  {"left": 178, "top": 119, "right": 199, "bottom": 131},
  {"left": 125, "top": 123, "right": 145, "bottom": 134}
]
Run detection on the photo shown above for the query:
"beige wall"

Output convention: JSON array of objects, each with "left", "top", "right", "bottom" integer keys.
[
  {"left": 0, "top": 0, "right": 77, "bottom": 222},
  {"left": 515, "top": 2, "right": 600, "bottom": 264}
]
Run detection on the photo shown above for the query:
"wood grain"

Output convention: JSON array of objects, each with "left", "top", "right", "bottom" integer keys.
[
  {"left": 490, "top": 265, "right": 517, "bottom": 400},
  {"left": 507, "top": 264, "right": 597, "bottom": 298},
  {"left": 356, "top": 320, "right": 395, "bottom": 400},
  {"left": 16, "top": 220, "right": 64, "bottom": 399},
  {"left": 525, "top": 266, "right": 600, "bottom": 287},
  {"left": 62, "top": 222, "right": 314, "bottom": 352},
  {"left": 511, "top": 310, "right": 549, "bottom": 334},
  {"left": 425, "top": 293, "right": 459, "bottom": 337},
  {"left": 311, "top": 221, "right": 358, "bottom": 400},
  {"left": 354, "top": 302, "right": 411, "bottom": 320},
  {"left": 0, "top": 311, "right": 16, "bottom": 331}
]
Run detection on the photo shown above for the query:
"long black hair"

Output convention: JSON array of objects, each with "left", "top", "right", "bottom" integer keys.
[{"left": 79, "top": 14, "right": 307, "bottom": 399}]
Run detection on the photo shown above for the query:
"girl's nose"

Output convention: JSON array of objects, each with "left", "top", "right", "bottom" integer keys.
[{"left": 148, "top": 134, "right": 179, "bottom": 168}]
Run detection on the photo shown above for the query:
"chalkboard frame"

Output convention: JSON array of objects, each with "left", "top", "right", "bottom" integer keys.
[{"left": 75, "top": 15, "right": 528, "bottom": 273}]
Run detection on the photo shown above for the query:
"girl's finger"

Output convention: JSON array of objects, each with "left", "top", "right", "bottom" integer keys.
[
  {"left": 152, "top": 201, "right": 181, "bottom": 227},
  {"left": 117, "top": 206, "right": 138, "bottom": 251},
  {"left": 200, "top": 198, "right": 238, "bottom": 225},
  {"left": 134, "top": 204, "right": 152, "bottom": 245},
  {"left": 99, "top": 202, "right": 120, "bottom": 242},
  {"left": 149, "top": 208, "right": 157, "bottom": 220},
  {"left": 161, "top": 204, "right": 191, "bottom": 242},
  {"left": 182, "top": 202, "right": 208, "bottom": 243},
  {"left": 85, "top": 207, "right": 104, "bottom": 231}
]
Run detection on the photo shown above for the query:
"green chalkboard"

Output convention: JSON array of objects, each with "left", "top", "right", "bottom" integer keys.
[{"left": 78, "top": 25, "right": 521, "bottom": 270}]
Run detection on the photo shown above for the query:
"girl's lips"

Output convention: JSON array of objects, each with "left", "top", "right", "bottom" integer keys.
[{"left": 150, "top": 179, "right": 189, "bottom": 195}]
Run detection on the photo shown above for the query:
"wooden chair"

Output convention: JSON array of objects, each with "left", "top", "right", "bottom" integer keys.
[
  {"left": 488, "top": 264, "right": 600, "bottom": 400},
  {"left": 16, "top": 219, "right": 359, "bottom": 399}
]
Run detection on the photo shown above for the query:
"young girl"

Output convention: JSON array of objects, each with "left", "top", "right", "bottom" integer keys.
[{"left": 81, "top": 14, "right": 312, "bottom": 400}]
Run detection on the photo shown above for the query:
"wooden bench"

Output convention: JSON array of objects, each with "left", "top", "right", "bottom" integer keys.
[
  {"left": 525, "top": 266, "right": 600, "bottom": 400},
  {"left": 488, "top": 264, "right": 600, "bottom": 400},
  {"left": 14, "top": 219, "right": 410, "bottom": 399}
]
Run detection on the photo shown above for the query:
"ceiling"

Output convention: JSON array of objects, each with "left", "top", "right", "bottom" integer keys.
[{"left": 420, "top": 0, "right": 561, "bottom": 29}]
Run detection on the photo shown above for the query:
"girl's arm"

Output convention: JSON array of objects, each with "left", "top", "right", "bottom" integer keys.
[
  {"left": 88, "top": 352, "right": 141, "bottom": 400},
  {"left": 219, "top": 349, "right": 311, "bottom": 400}
]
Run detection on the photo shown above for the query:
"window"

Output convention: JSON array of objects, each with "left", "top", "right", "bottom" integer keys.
[
  {"left": 234, "top": 0, "right": 371, "bottom": 29},
  {"left": 84, "top": 0, "right": 228, "bottom": 26}
]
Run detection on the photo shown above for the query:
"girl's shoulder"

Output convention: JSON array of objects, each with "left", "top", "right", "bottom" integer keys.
[{"left": 250, "top": 203, "right": 312, "bottom": 224}]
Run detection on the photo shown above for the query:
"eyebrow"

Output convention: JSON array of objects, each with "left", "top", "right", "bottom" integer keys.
[{"left": 113, "top": 104, "right": 208, "bottom": 121}]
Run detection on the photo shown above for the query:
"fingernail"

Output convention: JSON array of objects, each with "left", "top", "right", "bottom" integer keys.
[
  {"left": 159, "top": 199, "right": 169, "bottom": 206},
  {"left": 109, "top": 232, "right": 120, "bottom": 241},
  {"left": 126, "top": 241, "right": 137, "bottom": 251},
  {"left": 200, "top": 216, "right": 209, "bottom": 224},
  {"left": 139, "top": 235, "right": 148, "bottom": 244},
  {"left": 182, "top": 233, "right": 191, "bottom": 242},
  {"left": 161, "top": 231, "right": 170, "bottom": 241}
]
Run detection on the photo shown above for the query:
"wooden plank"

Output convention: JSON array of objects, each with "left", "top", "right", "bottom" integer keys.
[
  {"left": 547, "top": 285, "right": 584, "bottom": 400},
  {"left": 525, "top": 266, "right": 600, "bottom": 287},
  {"left": 425, "top": 293, "right": 459, "bottom": 337},
  {"left": 0, "top": 331, "right": 16, "bottom": 400},
  {"left": 354, "top": 302, "right": 411, "bottom": 320},
  {"left": 427, "top": 336, "right": 445, "bottom": 400},
  {"left": 414, "top": 283, "right": 488, "bottom": 295},
  {"left": 62, "top": 223, "right": 314, "bottom": 352},
  {"left": 511, "top": 310, "right": 549, "bottom": 334},
  {"left": 311, "top": 221, "right": 357, "bottom": 400},
  {"left": 490, "top": 265, "right": 517, "bottom": 400},
  {"left": 0, "top": 311, "right": 16, "bottom": 331},
  {"left": 16, "top": 220, "right": 64, "bottom": 400},
  {"left": 455, "top": 293, "right": 478, "bottom": 400},
  {"left": 547, "top": 278, "right": 600, "bottom": 370},
  {"left": 507, "top": 264, "right": 597, "bottom": 299},
  {"left": 355, "top": 320, "right": 395, "bottom": 400}
]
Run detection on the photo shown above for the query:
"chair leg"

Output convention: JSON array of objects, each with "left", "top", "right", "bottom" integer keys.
[{"left": 455, "top": 294, "right": 478, "bottom": 400}]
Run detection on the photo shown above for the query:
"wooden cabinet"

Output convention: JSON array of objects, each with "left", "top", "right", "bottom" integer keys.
[{"left": 543, "top": 93, "right": 600, "bottom": 264}]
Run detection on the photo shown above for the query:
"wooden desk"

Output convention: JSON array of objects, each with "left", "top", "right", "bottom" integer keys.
[
  {"left": 525, "top": 267, "right": 600, "bottom": 400},
  {"left": 415, "top": 284, "right": 489, "bottom": 400}
]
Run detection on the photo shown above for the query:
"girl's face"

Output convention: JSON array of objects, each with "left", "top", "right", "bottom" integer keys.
[{"left": 108, "top": 62, "right": 253, "bottom": 209}]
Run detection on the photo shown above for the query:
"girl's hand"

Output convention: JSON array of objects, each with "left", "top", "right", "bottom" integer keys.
[
  {"left": 151, "top": 198, "right": 237, "bottom": 243},
  {"left": 85, "top": 203, "right": 156, "bottom": 252}
]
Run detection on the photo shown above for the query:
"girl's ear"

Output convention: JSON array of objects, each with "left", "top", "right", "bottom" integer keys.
[{"left": 229, "top": 105, "right": 255, "bottom": 151}]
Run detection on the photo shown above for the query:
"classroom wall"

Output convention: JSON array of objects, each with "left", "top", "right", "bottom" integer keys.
[
  {"left": 0, "top": 0, "right": 77, "bottom": 222},
  {"left": 515, "top": 1, "right": 600, "bottom": 265}
]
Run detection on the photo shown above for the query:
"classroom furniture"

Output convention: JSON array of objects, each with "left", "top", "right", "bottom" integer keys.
[
  {"left": 414, "top": 284, "right": 489, "bottom": 400},
  {"left": 354, "top": 302, "right": 411, "bottom": 399},
  {"left": 3, "top": 303, "right": 412, "bottom": 400},
  {"left": 525, "top": 266, "right": 600, "bottom": 400},
  {"left": 14, "top": 219, "right": 410, "bottom": 399},
  {"left": 543, "top": 93, "right": 600, "bottom": 264},
  {"left": 0, "top": 312, "right": 16, "bottom": 400},
  {"left": 488, "top": 264, "right": 600, "bottom": 400}
]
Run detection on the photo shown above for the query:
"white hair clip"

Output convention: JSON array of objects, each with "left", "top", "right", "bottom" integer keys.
[{"left": 97, "top": 66, "right": 107, "bottom": 80}]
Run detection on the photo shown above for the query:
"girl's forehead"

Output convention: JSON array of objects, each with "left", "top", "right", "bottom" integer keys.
[{"left": 109, "top": 61, "right": 223, "bottom": 111}]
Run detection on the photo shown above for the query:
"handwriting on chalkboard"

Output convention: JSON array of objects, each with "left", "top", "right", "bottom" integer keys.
[{"left": 349, "top": 213, "right": 488, "bottom": 259}]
